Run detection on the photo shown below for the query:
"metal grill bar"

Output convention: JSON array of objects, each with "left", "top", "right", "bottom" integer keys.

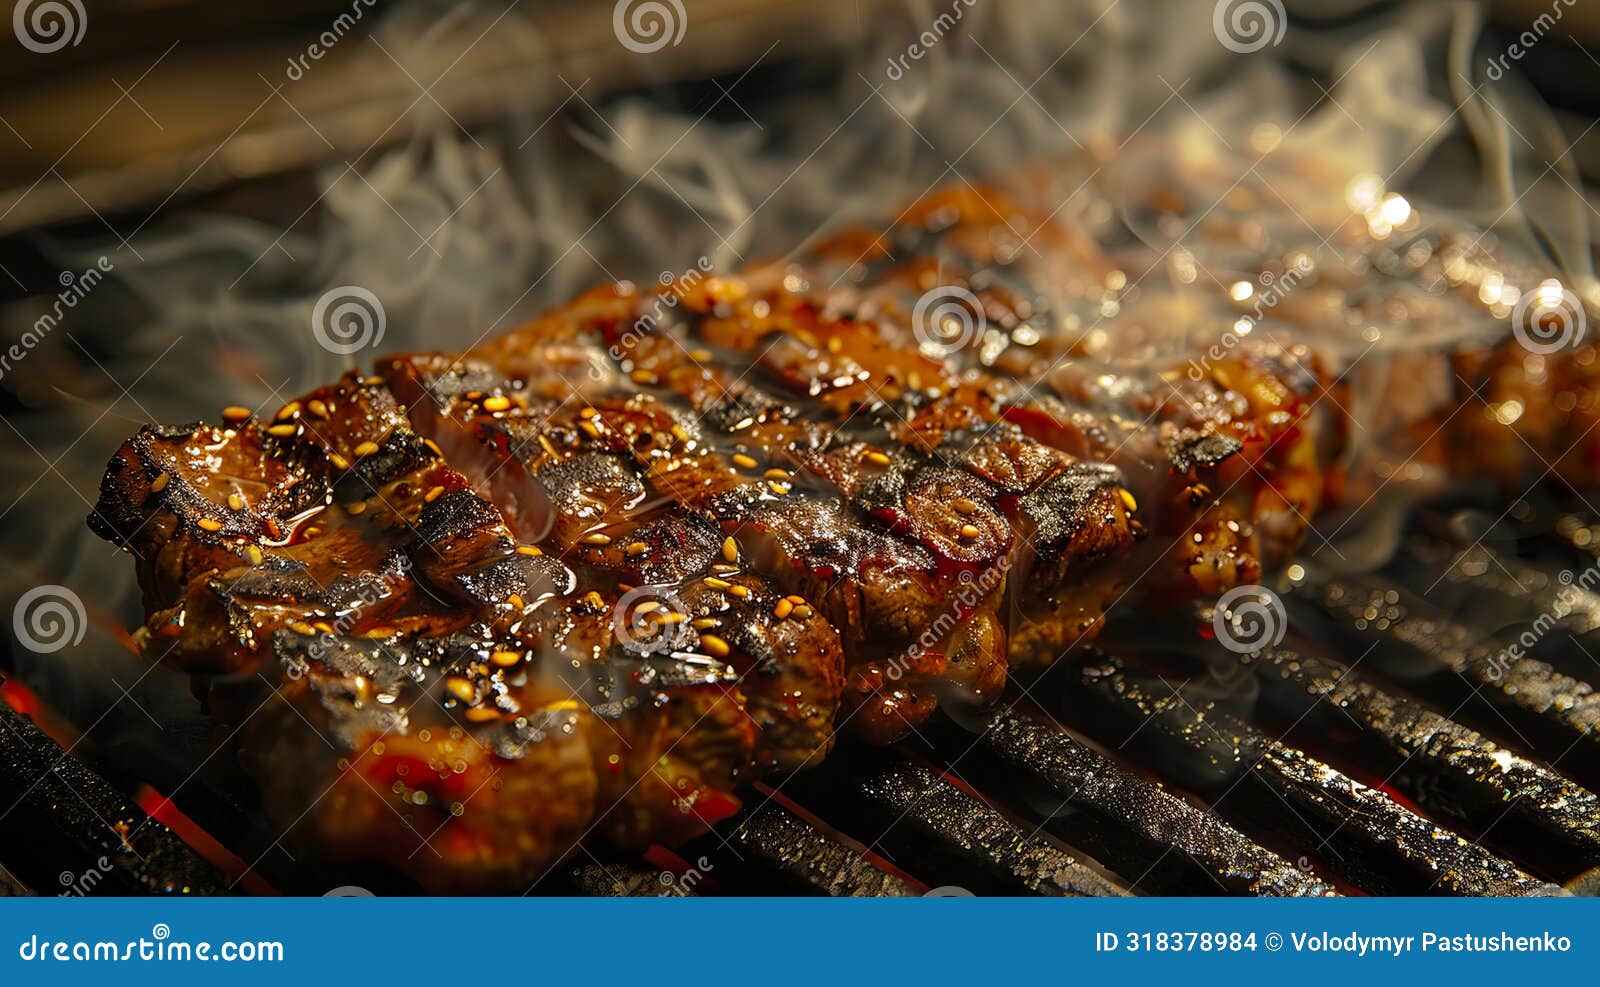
[
  {"left": 1245, "top": 646, "right": 1600, "bottom": 886},
  {"left": 1066, "top": 657, "right": 1559, "bottom": 896},
  {"left": 970, "top": 706, "right": 1334, "bottom": 896}
]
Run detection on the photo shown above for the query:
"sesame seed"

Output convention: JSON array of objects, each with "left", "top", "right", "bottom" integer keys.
[
  {"left": 866, "top": 451, "right": 891, "bottom": 466},
  {"left": 960, "top": 523, "right": 981, "bottom": 539},
  {"left": 634, "top": 601, "right": 662, "bottom": 615},
  {"left": 307, "top": 399, "right": 329, "bottom": 419},
  {"left": 710, "top": 563, "right": 739, "bottom": 574},
  {"left": 221, "top": 405, "right": 251, "bottom": 423},
  {"left": 670, "top": 424, "right": 689, "bottom": 442},
  {"left": 703, "top": 577, "right": 731, "bottom": 589},
  {"left": 275, "top": 401, "right": 301, "bottom": 421},
  {"left": 631, "top": 369, "right": 657, "bottom": 385},
  {"left": 150, "top": 472, "right": 170, "bottom": 492},
  {"left": 444, "top": 677, "right": 475, "bottom": 703},
  {"left": 732, "top": 453, "right": 758, "bottom": 470},
  {"left": 625, "top": 541, "right": 648, "bottom": 556},
  {"left": 346, "top": 501, "right": 368, "bottom": 515},
  {"left": 515, "top": 545, "right": 544, "bottom": 556},
  {"left": 424, "top": 485, "right": 446, "bottom": 503},
  {"left": 792, "top": 604, "right": 813, "bottom": 619},
  {"left": 197, "top": 517, "right": 223, "bottom": 532},
  {"left": 290, "top": 621, "right": 316, "bottom": 635},
  {"left": 329, "top": 453, "right": 351, "bottom": 470},
  {"left": 692, "top": 617, "right": 721, "bottom": 630},
  {"left": 827, "top": 337, "right": 843, "bottom": 354},
  {"left": 266, "top": 423, "right": 298, "bottom": 438},
  {"left": 353, "top": 440, "right": 379, "bottom": 458},
  {"left": 1119, "top": 488, "right": 1139, "bottom": 513},
  {"left": 774, "top": 599, "right": 793, "bottom": 619},
  {"left": 582, "top": 532, "right": 612, "bottom": 546},
  {"left": 302, "top": 526, "right": 322, "bottom": 539},
  {"left": 785, "top": 595, "right": 806, "bottom": 605},
  {"left": 579, "top": 421, "right": 601, "bottom": 439},
  {"left": 244, "top": 545, "right": 264, "bottom": 565},
  {"left": 953, "top": 497, "right": 978, "bottom": 515},
  {"left": 658, "top": 611, "right": 688, "bottom": 625},
  {"left": 464, "top": 706, "right": 501, "bottom": 723},
  {"left": 764, "top": 468, "right": 790, "bottom": 480},
  {"left": 508, "top": 593, "right": 526, "bottom": 610},
  {"left": 490, "top": 650, "right": 521, "bottom": 668},
  {"left": 699, "top": 634, "right": 730, "bottom": 658},
  {"left": 728, "top": 585, "right": 750, "bottom": 599},
  {"left": 580, "top": 406, "right": 599, "bottom": 419},
  {"left": 482, "top": 395, "right": 511, "bottom": 412},
  {"left": 227, "top": 493, "right": 245, "bottom": 511},
  {"left": 722, "top": 537, "right": 739, "bottom": 563},
  {"left": 767, "top": 480, "right": 790, "bottom": 495}
]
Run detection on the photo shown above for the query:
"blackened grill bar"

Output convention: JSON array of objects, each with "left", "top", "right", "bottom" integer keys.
[
  {"left": 1064, "top": 657, "right": 1560, "bottom": 897},
  {"left": 1292, "top": 572, "right": 1600, "bottom": 785},
  {"left": 1239, "top": 647, "right": 1600, "bottom": 885}
]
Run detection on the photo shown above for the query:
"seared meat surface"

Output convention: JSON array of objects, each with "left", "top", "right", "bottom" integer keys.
[{"left": 88, "top": 173, "right": 1586, "bottom": 891}]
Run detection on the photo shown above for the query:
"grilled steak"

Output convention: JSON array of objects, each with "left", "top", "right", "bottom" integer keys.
[{"left": 88, "top": 173, "right": 1588, "bottom": 891}]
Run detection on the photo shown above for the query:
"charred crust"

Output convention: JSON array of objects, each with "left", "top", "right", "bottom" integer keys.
[{"left": 1163, "top": 428, "right": 1244, "bottom": 473}]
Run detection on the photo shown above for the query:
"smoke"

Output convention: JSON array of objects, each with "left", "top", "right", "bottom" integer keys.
[{"left": 0, "top": 0, "right": 1589, "bottom": 727}]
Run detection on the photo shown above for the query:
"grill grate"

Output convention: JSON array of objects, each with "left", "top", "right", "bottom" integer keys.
[{"left": 2, "top": 521, "right": 1599, "bottom": 897}]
